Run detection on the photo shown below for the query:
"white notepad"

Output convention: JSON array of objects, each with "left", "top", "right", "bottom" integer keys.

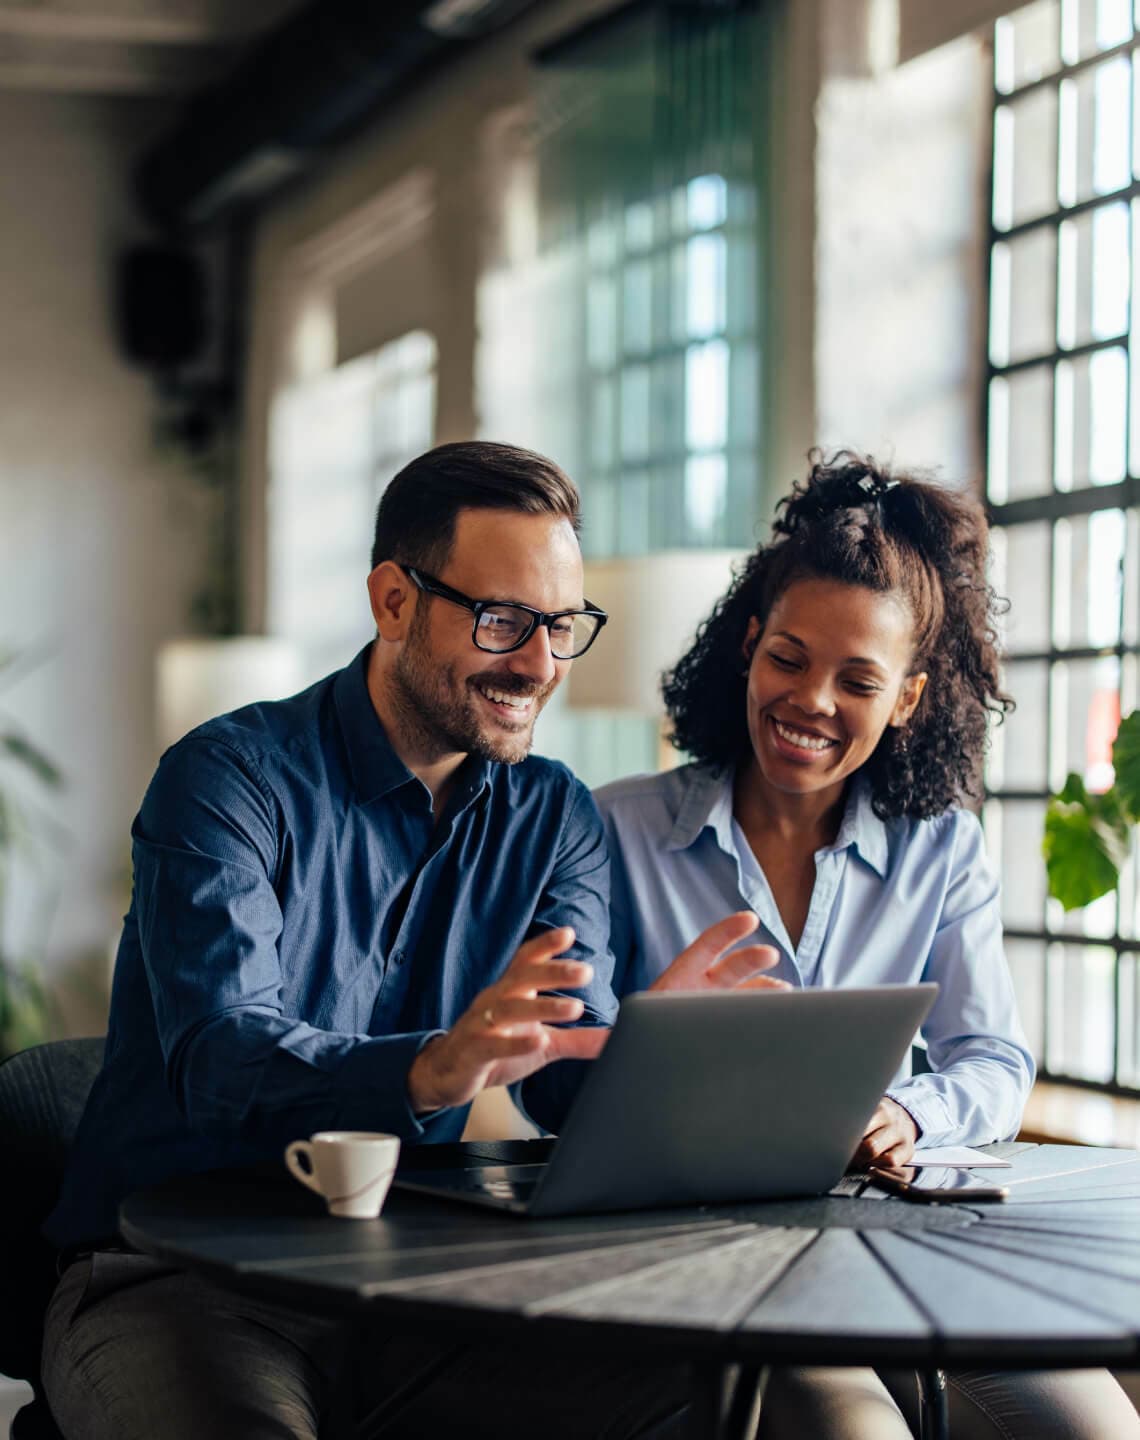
[{"left": 911, "top": 1145, "right": 1012, "bottom": 1168}]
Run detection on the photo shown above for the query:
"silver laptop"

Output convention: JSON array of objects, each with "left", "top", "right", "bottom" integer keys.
[{"left": 395, "top": 984, "right": 937, "bottom": 1217}]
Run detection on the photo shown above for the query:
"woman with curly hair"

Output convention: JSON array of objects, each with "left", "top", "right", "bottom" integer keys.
[{"left": 596, "top": 453, "right": 1140, "bottom": 1439}]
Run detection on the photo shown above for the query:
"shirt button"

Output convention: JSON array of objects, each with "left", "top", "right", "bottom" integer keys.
[{"left": 392, "top": 949, "right": 405, "bottom": 966}]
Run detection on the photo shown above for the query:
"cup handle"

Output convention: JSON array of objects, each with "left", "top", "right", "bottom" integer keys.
[{"left": 285, "top": 1140, "right": 323, "bottom": 1196}]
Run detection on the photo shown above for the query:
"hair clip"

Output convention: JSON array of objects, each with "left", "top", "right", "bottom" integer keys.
[{"left": 854, "top": 473, "right": 899, "bottom": 497}]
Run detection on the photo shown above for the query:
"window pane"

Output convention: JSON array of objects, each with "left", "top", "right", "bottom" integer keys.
[
  {"left": 620, "top": 364, "right": 651, "bottom": 461},
  {"left": 995, "top": 661, "right": 1050, "bottom": 789},
  {"left": 688, "top": 174, "right": 727, "bottom": 230},
  {"left": 1060, "top": 0, "right": 1133, "bottom": 62},
  {"left": 1059, "top": 56, "right": 1131, "bottom": 206},
  {"left": 617, "top": 470, "right": 651, "bottom": 555},
  {"left": 990, "top": 226, "right": 1057, "bottom": 366},
  {"left": 728, "top": 342, "right": 759, "bottom": 447},
  {"left": 1050, "top": 654, "right": 1122, "bottom": 790},
  {"left": 995, "top": 0, "right": 1061, "bottom": 93},
  {"left": 1131, "top": 200, "right": 1140, "bottom": 476},
  {"left": 993, "top": 799, "right": 1050, "bottom": 928},
  {"left": 1046, "top": 941, "right": 1115, "bottom": 1082},
  {"left": 587, "top": 277, "right": 618, "bottom": 369},
  {"left": 590, "top": 377, "right": 616, "bottom": 470},
  {"left": 1119, "top": 953, "right": 1139, "bottom": 1087},
  {"left": 1052, "top": 510, "right": 1126, "bottom": 648},
  {"left": 1053, "top": 885, "right": 1119, "bottom": 937},
  {"left": 1119, "top": 826, "right": 1140, "bottom": 939},
  {"left": 1006, "top": 938, "right": 1046, "bottom": 1059},
  {"left": 685, "top": 339, "right": 729, "bottom": 451},
  {"left": 987, "top": 365, "right": 1053, "bottom": 503},
  {"left": 686, "top": 233, "right": 727, "bottom": 338},
  {"left": 684, "top": 454, "right": 728, "bottom": 542},
  {"left": 1057, "top": 201, "right": 1129, "bottom": 348},
  {"left": 1124, "top": 508, "right": 1140, "bottom": 645},
  {"left": 992, "top": 520, "right": 1051, "bottom": 652},
  {"left": 1053, "top": 346, "right": 1128, "bottom": 488},
  {"left": 623, "top": 258, "right": 652, "bottom": 355},
  {"left": 651, "top": 353, "right": 685, "bottom": 454},
  {"left": 624, "top": 199, "right": 654, "bottom": 252},
  {"left": 994, "top": 87, "right": 1059, "bottom": 230}
]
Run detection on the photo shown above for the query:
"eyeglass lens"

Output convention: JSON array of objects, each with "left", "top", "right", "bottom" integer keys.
[{"left": 474, "top": 606, "right": 600, "bottom": 658}]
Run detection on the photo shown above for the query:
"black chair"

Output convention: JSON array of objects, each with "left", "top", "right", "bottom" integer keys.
[{"left": 0, "top": 1038, "right": 104, "bottom": 1440}]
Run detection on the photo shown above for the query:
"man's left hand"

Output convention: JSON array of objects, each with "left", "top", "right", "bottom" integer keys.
[{"left": 852, "top": 1096, "right": 919, "bottom": 1169}]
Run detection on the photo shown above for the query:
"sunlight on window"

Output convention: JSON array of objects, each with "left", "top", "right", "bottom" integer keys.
[
  {"left": 687, "top": 174, "right": 727, "bottom": 231},
  {"left": 686, "top": 234, "right": 727, "bottom": 338},
  {"left": 1092, "top": 202, "right": 1127, "bottom": 339},
  {"left": 987, "top": 378, "right": 1011, "bottom": 502},
  {"left": 989, "top": 242, "right": 1013, "bottom": 364},
  {"left": 1089, "top": 345, "right": 1128, "bottom": 482},
  {"left": 1093, "top": 56, "right": 1131, "bottom": 194},
  {"left": 1095, "top": 0, "right": 1132, "bottom": 49},
  {"left": 684, "top": 454, "right": 727, "bottom": 539},
  {"left": 685, "top": 339, "right": 729, "bottom": 452},
  {"left": 1087, "top": 510, "right": 1126, "bottom": 645}
]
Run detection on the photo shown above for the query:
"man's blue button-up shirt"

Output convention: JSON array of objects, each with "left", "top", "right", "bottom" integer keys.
[{"left": 48, "top": 647, "right": 617, "bottom": 1247}]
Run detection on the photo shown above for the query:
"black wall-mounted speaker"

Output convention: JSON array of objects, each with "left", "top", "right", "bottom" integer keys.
[{"left": 114, "top": 245, "right": 207, "bottom": 370}]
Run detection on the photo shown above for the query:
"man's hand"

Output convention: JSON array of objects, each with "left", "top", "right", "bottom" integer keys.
[
  {"left": 406, "top": 927, "right": 606, "bottom": 1114},
  {"left": 648, "top": 912, "right": 788, "bottom": 994},
  {"left": 852, "top": 1096, "right": 919, "bottom": 1169}
]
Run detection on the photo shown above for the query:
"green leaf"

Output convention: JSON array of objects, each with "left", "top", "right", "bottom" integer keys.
[
  {"left": 1113, "top": 709, "right": 1140, "bottom": 823},
  {"left": 1055, "top": 772, "right": 1089, "bottom": 806},
  {"left": 0, "top": 732, "right": 63, "bottom": 787},
  {"left": 1043, "top": 785, "right": 1131, "bottom": 911}
]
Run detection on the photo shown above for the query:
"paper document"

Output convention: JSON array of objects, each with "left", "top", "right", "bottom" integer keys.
[{"left": 910, "top": 1145, "right": 1012, "bottom": 1169}]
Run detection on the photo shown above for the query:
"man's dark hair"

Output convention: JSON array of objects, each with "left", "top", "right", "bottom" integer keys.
[
  {"left": 370, "top": 441, "right": 581, "bottom": 573},
  {"left": 663, "top": 450, "right": 1015, "bottom": 819}
]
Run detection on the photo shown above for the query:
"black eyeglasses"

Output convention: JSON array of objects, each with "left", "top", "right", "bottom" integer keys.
[{"left": 403, "top": 566, "right": 607, "bottom": 660}]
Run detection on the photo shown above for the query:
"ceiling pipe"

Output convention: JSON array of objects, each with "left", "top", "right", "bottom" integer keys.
[{"left": 135, "top": 0, "right": 538, "bottom": 229}]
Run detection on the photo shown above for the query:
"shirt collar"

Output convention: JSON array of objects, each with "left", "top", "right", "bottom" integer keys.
[
  {"left": 332, "top": 645, "right": 492, "bottom": 808},
  {"left": 666, "top": 763, "right": 889, "bottom": 878},
  {"left": 828, "top": 776, "right": 889, "bottom": 877},
  {"left": 665, "top": 764, "right": 736, "bottom": 852}
]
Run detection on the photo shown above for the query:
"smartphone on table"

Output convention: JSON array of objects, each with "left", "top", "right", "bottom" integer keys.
[{"left": 867, "top": 1165, "right": 1009, "bottom": 1203}]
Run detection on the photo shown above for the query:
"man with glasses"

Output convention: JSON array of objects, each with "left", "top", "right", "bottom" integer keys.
[{"left": 43, "top": 440, "right": 778, "bottom": 1440}]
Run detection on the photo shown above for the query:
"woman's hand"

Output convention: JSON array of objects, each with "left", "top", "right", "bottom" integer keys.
[
  {"left": 648, "top": 912, "right": 789, "bottom": 993},
  {"left": 853, "top": 1096, "right": 919, "bottom": 1168}
]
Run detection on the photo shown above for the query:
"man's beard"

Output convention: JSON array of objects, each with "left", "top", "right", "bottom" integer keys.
[{"left": 390, "top": 610, "right": 555, "bottom": 765}]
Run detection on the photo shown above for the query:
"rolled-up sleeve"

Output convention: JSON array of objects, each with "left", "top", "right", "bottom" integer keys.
[
  {"left": 886, "top": 812, "right": 1035, "bottom": 1147},
  {"left": 133, "top": 738, "right": 441, "bottom": 1147}
]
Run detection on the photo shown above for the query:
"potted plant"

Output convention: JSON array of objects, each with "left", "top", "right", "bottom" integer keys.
[
  {"left": 0, "top": 649, "right": 63, "bottom": 1059},
  {"left": 1044, "top": 709, "right": 1140, "bottom": 909}
]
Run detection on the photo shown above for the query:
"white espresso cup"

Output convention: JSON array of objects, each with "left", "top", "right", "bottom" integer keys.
[{"left": 284, "top": 1131, "right": 401, "bottom": 1218}]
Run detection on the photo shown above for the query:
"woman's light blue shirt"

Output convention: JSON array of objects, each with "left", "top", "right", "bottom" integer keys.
[{"left": 595, "top": 763, "right": 1035, "bottom": 1148}]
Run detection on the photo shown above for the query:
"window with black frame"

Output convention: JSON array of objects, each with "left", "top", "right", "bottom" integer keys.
[{"left": 985, "top": 0, "right": 1140, "bottom": 1095}]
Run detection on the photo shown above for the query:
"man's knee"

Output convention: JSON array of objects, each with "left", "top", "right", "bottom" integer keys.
[{"left": 43, "top": 1254, "right": 329, "bottom": 1440}]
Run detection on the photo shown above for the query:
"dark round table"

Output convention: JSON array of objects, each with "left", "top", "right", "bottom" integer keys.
[{"left": 120, "top": 1139, "right": 1140, "bottom": 1440}]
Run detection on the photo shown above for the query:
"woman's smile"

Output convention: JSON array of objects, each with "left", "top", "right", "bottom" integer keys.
[{"left": 739, "top": 577, "right": 927, "bottom": 813}]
